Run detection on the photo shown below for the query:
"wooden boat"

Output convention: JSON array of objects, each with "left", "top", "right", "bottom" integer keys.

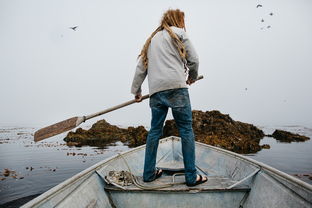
[{"left": 22, "top": 136, "right": 312, "bottom": 208}]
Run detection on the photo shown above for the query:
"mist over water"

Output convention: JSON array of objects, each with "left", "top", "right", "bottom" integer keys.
[{"left": 0, "top": 0, "right": 312, "bottom": 127}]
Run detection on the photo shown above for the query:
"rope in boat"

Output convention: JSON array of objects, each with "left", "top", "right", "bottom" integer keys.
[{"left": 104, "top": 153, "right": 185, "bottom": 190}]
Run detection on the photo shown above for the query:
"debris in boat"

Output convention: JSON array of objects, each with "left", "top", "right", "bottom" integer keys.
[
  {"left": 106, "top": 171, "right": 133, "bottom": 186},
  {"left": 269, "top": 130, "right": 310, "bottom": 142}
]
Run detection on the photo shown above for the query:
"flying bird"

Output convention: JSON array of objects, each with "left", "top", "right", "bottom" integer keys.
[
  {"left": 256, "top": 4, "right": 263, "bottom": 8},
  {"left": 69, "top": 26, "right": 78, "bottom": 31}
]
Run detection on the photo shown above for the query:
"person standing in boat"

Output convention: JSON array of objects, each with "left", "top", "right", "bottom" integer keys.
[{"left": 131, "top": 9, "right": 207, "bottom": 186}]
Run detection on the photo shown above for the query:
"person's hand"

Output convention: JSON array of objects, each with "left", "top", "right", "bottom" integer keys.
[
  {"left": 186, "top": 78, "right": 195, "bottom": 85},
  {"left": 135, "top": 94, "right": 143, "bottom": 102}
]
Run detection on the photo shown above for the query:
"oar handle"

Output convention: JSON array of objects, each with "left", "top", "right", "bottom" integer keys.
[
  {"left": 85, "top": 94, "right": 149, "bottom": 121},
  {"left": 84, "top": 75, "right": 203, "bottom": 121}
]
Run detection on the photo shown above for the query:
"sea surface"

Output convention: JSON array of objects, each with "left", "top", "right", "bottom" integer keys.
[{"left": 0, "top": 125, "right": 311, "bottom": 206}]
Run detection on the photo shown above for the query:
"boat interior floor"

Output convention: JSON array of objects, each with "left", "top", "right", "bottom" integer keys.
[{"left": 104, "top": 173, "right": 251, "bottom": 192}]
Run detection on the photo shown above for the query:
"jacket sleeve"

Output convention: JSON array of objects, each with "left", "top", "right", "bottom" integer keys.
[
  {"left": 131, "top": 57, "right": 147, "bottom": 95},
  {"left": 180, "top": 31, "right": 199, "bottom": 80}
]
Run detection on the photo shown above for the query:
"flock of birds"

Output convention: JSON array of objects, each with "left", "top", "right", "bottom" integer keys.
[
  {"left": 256, "top": 4, "right": 274, "bottom": 30},
  {"left": 66, "top": 4, "right": 274, "bottom": 33}
]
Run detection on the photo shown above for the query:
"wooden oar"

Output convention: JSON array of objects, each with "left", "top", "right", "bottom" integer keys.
[{"left": 34, "top": 75, "right": 203, "bottom": 142}]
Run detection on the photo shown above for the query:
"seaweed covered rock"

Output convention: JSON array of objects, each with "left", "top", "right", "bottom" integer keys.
[
  {"left": 163, "top": 110, "right": 265, "bottom": 153},
  {"left": 126, "top": 126, "right": 148, "bottom": 146},
  {"left": 64, "top": 110, "right": 267, "bottom": 153},
  {"left": 64, "top": 120, "right": 147, "bottom": 147},
  {"left": 271, "top": 130, "right": 310, "bottom": 142}
]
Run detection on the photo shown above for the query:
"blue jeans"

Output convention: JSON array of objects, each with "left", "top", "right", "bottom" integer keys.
[{"left": 143, "top": 88, "right": 197, "bottom": 185}]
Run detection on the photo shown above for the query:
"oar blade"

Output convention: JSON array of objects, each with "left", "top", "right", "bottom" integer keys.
[{"left": 34, "top": 117, "right": 81, "bottom": 142}]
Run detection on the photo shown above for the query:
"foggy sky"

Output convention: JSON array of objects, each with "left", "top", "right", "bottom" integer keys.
[{"left": 0, "top": 0, "right": 311, "bottom": 129}]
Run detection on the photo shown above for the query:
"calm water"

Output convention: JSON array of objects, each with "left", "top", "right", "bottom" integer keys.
[
  {"left": 0, "top": 125, "right": 311, "bottom": 206},
  {"left": 0, "top": 126, "right": 129, "bottom": 205},
  {"left": 246, "top": 125, "right": 312, "bottom": 184}
]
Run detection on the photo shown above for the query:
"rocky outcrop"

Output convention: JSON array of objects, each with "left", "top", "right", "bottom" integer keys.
[
  {"left": 64, "top": 120, "right": 147, "bottom": 147},
  {"left": 270, "top": 129, "right": 310, "bottom": 142},
  {"left": 163, "top": 110, "right": 265, "bottom": 153},
  {"left": 64, "top": 110, "right": 269, "bottom": 153}
]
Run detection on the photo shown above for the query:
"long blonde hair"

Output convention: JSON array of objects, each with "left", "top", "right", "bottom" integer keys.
[{"left": 139, "top": 9, "right": 187, "bottom": 69}]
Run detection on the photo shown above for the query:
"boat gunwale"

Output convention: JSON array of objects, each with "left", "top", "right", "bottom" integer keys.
[{"left": 21, "top": 136, "right": 312, "bottom": 207}]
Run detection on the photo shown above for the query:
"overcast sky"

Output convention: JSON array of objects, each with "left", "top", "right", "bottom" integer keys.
[{"left": 0, "top": 0, "right": 311, "bottom": 129}]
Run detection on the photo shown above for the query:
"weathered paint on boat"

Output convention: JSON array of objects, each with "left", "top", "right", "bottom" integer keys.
[{"left": 22, "top": 136, "right": 312, "bottom": 208}]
